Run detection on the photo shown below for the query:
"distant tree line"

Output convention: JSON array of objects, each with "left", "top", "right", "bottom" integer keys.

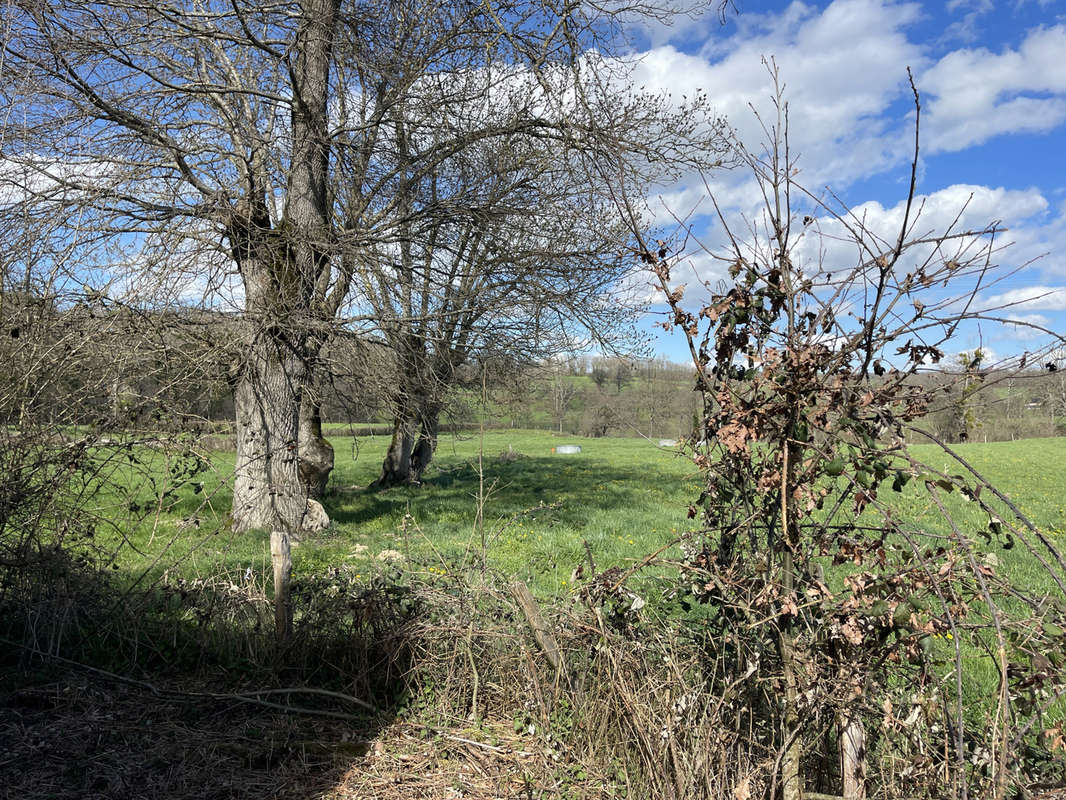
[{"left": 5, "top": 300, "right": 1061, "bottom": 448}]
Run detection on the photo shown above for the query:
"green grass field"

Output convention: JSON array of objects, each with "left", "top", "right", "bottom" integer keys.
[
  {"left": 97, "top": 430, "right": 1066, "bottom": 607},
  {"left": 97, "top": 431, "right": 703, "bottom": 596},
  {"left": 62, "top": 428, "right": 1066, "bottom": 736}
]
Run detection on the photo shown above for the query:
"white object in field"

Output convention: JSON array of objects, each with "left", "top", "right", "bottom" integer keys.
[
  {"left": 658, "top": 439, "right": 678, "bottom": 447},
  {"left": 554, "top": 445, "right": 582, "bottom": 454}
]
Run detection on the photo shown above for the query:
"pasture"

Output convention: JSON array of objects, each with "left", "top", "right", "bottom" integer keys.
[
  {"left": 8, "top": 429, "right": 1065, "bottom": 799},
  {"left": 101, "top": 429, "right": 1066, "bottom": 604}
]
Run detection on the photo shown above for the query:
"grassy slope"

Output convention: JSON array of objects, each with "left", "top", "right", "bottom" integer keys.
[{"left": 321, "top": 431, "right": 702, "bottom": 592}]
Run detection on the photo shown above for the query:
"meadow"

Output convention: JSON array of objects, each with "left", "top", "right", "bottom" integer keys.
[
  {"left": 101, "top": 429, "right": 1066, "bottom": 606},
  {"left": 11, "top": 428, "right": 1065, "bottom": 798}
]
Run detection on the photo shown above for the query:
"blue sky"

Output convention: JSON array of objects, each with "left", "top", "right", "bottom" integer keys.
[{"left": 622, "top": 0, "right": 1066, "bottom": 364}]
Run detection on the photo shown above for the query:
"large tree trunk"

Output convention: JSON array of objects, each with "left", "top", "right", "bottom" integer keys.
[
  {"left": 284, "top": 0, "right": 340, "bottom": 514},
  {"left": 376, "top": 393, "right": 442, "bottom": 487},
  {"left": 298, "top": 385, "right": 334, "bottom": 499},
  {"left": 231, "top": 326, "right": 307, "bottom": 534},
  {"left": 409, "top": 404, "right": 441, "bottom": 483},
  {"left": 376, "top": 412, "right": 417, "bottom": 487},
  {"left": 274, "top": 0, "right": 339, "bottom": 642},
  {"left": 229, "top": 0, "right": 340, "bottom": 643}
]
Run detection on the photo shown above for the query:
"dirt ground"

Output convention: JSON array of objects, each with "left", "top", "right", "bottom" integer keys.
[
  {"left": 1, "top": 670, "right": 362, "bottom": 800},
  {"left": 4, "top": 668, "right": 1063, "bottom": 800},
  {"left": 0, "top": 669, "right": 575, "bottom": 800}
]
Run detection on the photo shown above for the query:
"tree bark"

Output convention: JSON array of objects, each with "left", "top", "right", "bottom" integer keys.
[
  {"left": 231, "top": 324, "right": 307, "bottom": 534},
  {"left": 298, "top": 387, "right": 334, "bottom": 499},
  {"left": 377, "top": 413, "right": 417, "bottom": 487},
  {"left": 409, "top": 404, "right": 441, "bottom": 483},
  {"left": 231, "top": 0, "right": 339, "bottom": 643},
  {"left": 376, "top": 394, "right": 442, "bottom": 487}
]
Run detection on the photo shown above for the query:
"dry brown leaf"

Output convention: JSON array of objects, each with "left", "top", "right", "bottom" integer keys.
[{"left": 842, "top": 617, "right": 864, "bottom": 645}]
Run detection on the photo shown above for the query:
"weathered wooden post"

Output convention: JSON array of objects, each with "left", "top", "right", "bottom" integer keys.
[
  {"left": 271, "top": 529, "right": 293, "bottom": 644},
  {"left": 841, "top": 712, "right": 867, "bottom": 800}
]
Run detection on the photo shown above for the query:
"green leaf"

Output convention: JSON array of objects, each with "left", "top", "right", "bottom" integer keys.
[
  {"left": 825, "top": 458, "right": 846, "bottom": 477},
  {"left": 893, "top": 603, "right": 912, "bottom": 629}
]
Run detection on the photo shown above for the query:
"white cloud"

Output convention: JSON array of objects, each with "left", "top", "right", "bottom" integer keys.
[
  {"left": 919, "top": 25, "right": 1066, "bottom": 152},
  {"left": 762, "top": 184, "right": 1046, "bottom": 278},
  {"left": 629, "top": 0, "right": 927, "bottom": 191},
  {"left": 984, "top": 285, "right": 1066, "bottom": 311},
  {"left": 1003, "top": 312, "right": 1053, "bottom": 340},
  {"left": 0, "top": 155, "right": 116, "bottom": 208},
  {"left": 625, "top": 2, "right": 1066, "bottom": 199},
  {"left": 646, "top": 180, "right": 1065, "bottom": 339},
  {"left": 624, "top": 0, "right": 1066, "bottom": 352},
  {"left": 855, "top": 183, "right": 1046, "bottom": 229},
  {"left": 625, "top": 2, "right": 1066, "bottom": 359},
  {"left": 632, "top": 246, "right": 730, "bottom": 306},
  {"left": 780, "top": 187, "right": 1047, "bottom": 311},
  {"left": 622, "top": 2, "right": 722, "bottom": 49},
  {"left": 943, "top": 0, "right": 994, "bottom": 43}
]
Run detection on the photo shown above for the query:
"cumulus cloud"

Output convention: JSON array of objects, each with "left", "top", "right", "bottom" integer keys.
[
  {"left": 842, "top": 184, "right": 1048, "bottom": 240},
  {"left": 943, "top": 0, "right": 995, "bottom": 43},
  {"left": 626, "top": 1, "right": 1066, "bottom": 198},
  {"left": 984, "top": 285, "right": 1066, "bottom": 311},
  {"left": 628, "top": 0, "right": 1066, "bottom": 354},
  {"left": 1003, "top": 312, "right": 1053, "bottom": 340},
  {"left": 630, "top": 0, "right": 925, "bottom": 190},
  {"left": 919, "top": 25, "right": 1066, "bottom": 152},
  {"left": 672, "top": 183, "right": 1052, "bottom": 285}
]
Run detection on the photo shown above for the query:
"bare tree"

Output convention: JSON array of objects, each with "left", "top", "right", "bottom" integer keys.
[
  {"left": 2, "top": 0, "right": 343, "bottom": 556},
  {"left": 327, "top": 42, "right": 726, "bottom": 486},
  {"left": 357, "top": 118, "right": 668, "bottom": 485},
  {"left": 590, "top": 362, "right": 611, "bottom": 391},
  {"left": 549, "top": 365, "right": 581, "bottom": 435},
  {"left": 1, "top": 0, "right": 719, "bottom": 633}
]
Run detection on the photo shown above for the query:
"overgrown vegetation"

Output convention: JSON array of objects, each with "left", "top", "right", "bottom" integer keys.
[
  {"left": 3, "top": 418, "right": 1064, "bottom": 797},
  {"left": 611, "top": 70, "right": 1066, "bottom": 799},
  {"left": 2, "top": 2, "right": 1065, "bottom": 798}
]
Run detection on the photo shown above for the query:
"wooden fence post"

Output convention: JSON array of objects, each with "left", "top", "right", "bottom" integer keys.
[
  {"left": 271, "top": 529, "right": 293, "bottom": 644},
  {"left": 841, "top": 711, "right": 867, "bottom": 800}
]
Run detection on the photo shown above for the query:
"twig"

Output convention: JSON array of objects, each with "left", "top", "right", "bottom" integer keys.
[
  {"left": 217, "top": 693, "right": 366, "bottom": 722},
  {"left": 608, "top": 536, "right": 683, "bottom": 594},
  {"left": 908, "top": 426, "right": 1066, "bottom": 584},
  {"left": 0, "top": 636, "right": 162, "bottom": 695},
  {"left": 224, "top": 686, "right": 380, "bottom": 713},
  {"left": 0, "top": 636, "right": 383, "bottom": 718}
]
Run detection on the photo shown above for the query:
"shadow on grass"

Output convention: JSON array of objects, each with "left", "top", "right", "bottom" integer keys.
[
  {"left": 0, "top": 549, "right": 409, "bottom": 800},
  {"left": 329, "top": 454, "right": 688, "bottom": 531}
]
